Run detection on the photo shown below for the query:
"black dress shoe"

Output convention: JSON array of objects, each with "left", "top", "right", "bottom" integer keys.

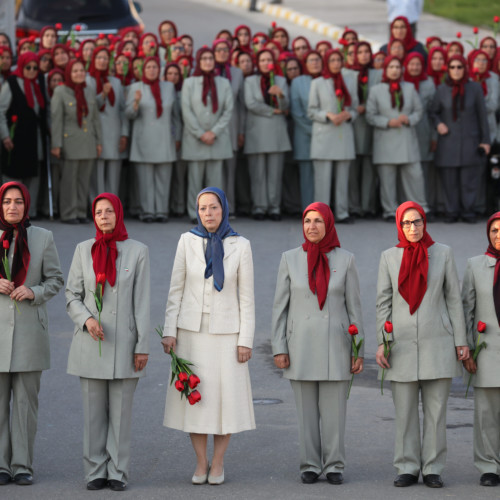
[
  {"left": 423, "top": 474, "right": 443, "bottom": 488},
  {"left": 87, "top": 478, "right": 108, "bottom": 490},
  {"left": 326, "top": 472, "right": 343, "bottom": 484},
  {"left": 61, "top": 218, "right": 80, "bottom": 225},
  {"left": 78, "top": 217, "right": 91, "bottom": 224},
  {"left": 443, "top": 215, "right": 458, "bottom": 223},
  {"left": 301, "top": 471, "right": 319, "bottom": 484},
  {"left": 13, "top": 473, "right": 33, "bottom": 486},
  {"left": 253, "top": 214, "right": 266, "bottom": 221},
  {"left": 269, "top": 214, "right": 281, "bottom": 221},
  {"left": 462, "top": 216, "right": 477, "bottom": 224},
  {"left": 336, "top": 217, "right": 354, "bottom": 224},
  {"left": 384, "top": 215, "right": 396, "bottom": 223},
  {"left": 141, "top": 215, "right": 154, "bottom": 223},
  {"left": 108, "top": 479, "right": 126, "bottom": 491},
  {"left": 425, "top": 212, "right": 435, "bottom": 222},
  {"left": 394, "top": 474, "right": 418, "bottom": 487},
  {"left": 480, "top": 473, "right": 499, "bottom": 486},
  {"left": 154, "top": 215, "right": 169, "bottom": 223},
  {"left": 0, "top": 472, "right": 11, "bottom": 485}
]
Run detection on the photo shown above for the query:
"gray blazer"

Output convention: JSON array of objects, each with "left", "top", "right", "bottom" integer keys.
[
  {"left": 271, "top": 246, "right": 364, "bottom": 381},
  {"left": 415, "top": 78, "right": 436, "bottom": 163},
  {"left": 180, "top": 75, "right": 234, "bottom": 161},
  {"left": 86, "top": 75, "right": 129, "bottom": 160},
  {"left": 308, "top": 74, "right": 359, "bottom": 161},
  {"left": 125, "top": 80, "right": 181, "bottom": 164},
  {"left": 429, "top": 81, "right": 490, "bottom": 168},
  {"left": 376, "top": 242, "right": 466, "bottom": 382},
  {"left": 51, "top": 84, "right": 102, "bottom": 160},
  {"left": 290, "top": 74, "right": 313, "bottom": 161},
  {"left": 482, "top": 75, "right": 498, "bottom": 143},
  {"left": 461, "top": 254, "right": 500, "bottom": 388},
  {"left": 0, "top": 227, "right": 64, "bottom": 372},
  {"left": 66, "top": 239, "right": 150, "bottom": 380},
  {"left": 366, "top": 81, "right": 422, "bottom": 165},
  {"left": 243, "top": 74, "right": 291, "bottom": 154}
]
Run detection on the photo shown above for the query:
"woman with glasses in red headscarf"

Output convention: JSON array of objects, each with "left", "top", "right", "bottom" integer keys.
[
  {"left": 158, "top": 20, "right": 177, "bottom": 63},
  {"left": 0, "top": 52, "right": 48, "bottom": 218},
  {"left": 366, "top": 55, "right": 428, "bottom": 221},
  {"left": 0, "top": 181, "right": 63, "bottom": 487},
  {"left": 66, "top": 192, "right": 150, "bottom": 491},
  {"left": 272, "top": 201, "right": 364, "bottom": 485},
  {"left": 429, "top": 54, "right": 490, "bottom": 223},
  {"left": 376, "top": 201, "right": 468, "bottom": 489},
  {"left": 380, "top": 16, "right": 427, "bottom": 65},
  {"left": 308, "top": 49, "right": 358, "bottom": 223},
  {"left": 462, "top": 212, "right": 500, "bottom": 487},
  {"left": 50, "top": 59, "right": 102, "bottom": 224}
]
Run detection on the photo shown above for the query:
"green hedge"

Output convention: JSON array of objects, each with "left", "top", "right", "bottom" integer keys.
[{"left": 424, "top": 0, "right": 499, "bottom": 30}]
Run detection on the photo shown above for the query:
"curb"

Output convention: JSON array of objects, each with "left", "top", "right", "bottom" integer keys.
[{"left": 215, "top": 0, "right": 382, "bottom": 49}]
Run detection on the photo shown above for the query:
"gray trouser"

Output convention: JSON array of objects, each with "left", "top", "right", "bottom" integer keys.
[
  {"left": 421, "top": 160, "right": 445, "bottom": 213},
  {"left": 378, "top": 162, "right": 428, "bottom": 218},
  {"left": 4, "top": 167, "right": 41, "bottom": 218},
  {"left": 40, "top": 156, "right": 61, "bottom": 217},
  {"left": 235, "top": 149, "right": 252, "bottom": 214},
  {"left": 80, "top": 377, "right": 138, "bottom": 483},
  {"left": 248, "top": 153, "right": 284, "bottom": 215},
  {"left": 91, "top": 159, "right": 122, "bottom": 198},
  {"left": 135, "top": 162, "right": 172, "bottom": 218},
  {"left": 224, "top": 155, "right": 236, "bottom": 214},
  {"left": 391, "top": 378, "right": 451, "bottom": 476},
  {"left": 281, "top": 153, "right": 302, "bottom": 214},
  {"left": 170, "top": 160, "right": 187, "bottom": 215},
  {"left": 298, "top": 160, "right": 314, "bottom": 211},
  {"left": 187, "top": 160, "right": 224, "bottom": 219},
  {"left": 474, "top": 387, "right": 500, "bottom": 475},
  {"left": 60, "top": 159, "right": 94, "bottom": 220},
  {"left": 313, "top": 160, "right": 350, "bottom": 220},
  {"left": 438, "top": 165, "right": 479, "bottom": 218},
  {"left": 290, "top": 380, "right": 348, "bottom": 475},
  {"left": 0, "top": 371, "right": 42, "bottom": 476},
  {"left": 349, "top": 155, "right": 377, "bottom": 215}
]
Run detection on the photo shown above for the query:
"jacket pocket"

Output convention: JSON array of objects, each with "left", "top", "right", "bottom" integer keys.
[
  {"left": 129, "top": 315, "right": 136, "bottom": 332},
  {"left": 440, "top": 312, "right": 454, "bottom": 336},
  {"left": 38, "top": 307, "right": 48, "bottom": 330},
  {"left": 286, "top": 320, "right": 293, "bottom": 341}
]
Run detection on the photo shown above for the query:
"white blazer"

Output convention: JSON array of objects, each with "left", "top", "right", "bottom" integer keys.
[{"left": 163, "top": 232, "right": 255, "bottom": 348}]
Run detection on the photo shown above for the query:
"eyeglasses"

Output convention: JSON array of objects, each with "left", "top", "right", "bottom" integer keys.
[
  {"left": 161, "top": 28, "right": 174, "bottom": 34},
  {"left": 25, "top": 65, "right": 38, "bottom": 71},
  {"left": 482, "top": 44, "right": 496, "bottom": 49},
  {"left": 200, "top": 56, "right": 214, "bottom": 61},
  {"left": 449, "top": 65, "right": 464, "bottom": 69},
  {"left": 401, "top": 218, "right": 424, "bottom": 228},
  {"left": 294, "top": 45, "right": 308, "bottom": 51},
  {"left": 215, "top": 47, "right": 229, "bottom": 53}
]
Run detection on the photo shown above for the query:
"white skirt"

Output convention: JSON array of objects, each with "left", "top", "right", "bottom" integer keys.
[{"left": 163, "top": 314, "right": 256, "bottom": 435}]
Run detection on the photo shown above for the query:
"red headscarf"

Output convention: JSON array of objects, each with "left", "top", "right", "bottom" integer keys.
[
  {"left": 164, "top": 62, "right": 183, "bottom": 91},
  {"left": 271, "top": 27, "right": 289, "bottom": 51},
  {"left": 341, "top": 29, "right": 358, "bottom": 42},
  {"left": 120, "top": 27, "right": 140, "bottom": 45},
  {"left": 323, "top": 49, "right": 351, "bottom": 108},
  {"left": 141, "top": 56, "right": 163, "bottom": 118},
  {"left": 256, "top": 49, "right": 278, "bottom": 106},
  {"left": 316, "top": 40, "right": 333, "bottom": 52},
  {"left": 302, "top": 50, "right": 323, "bottom": 78},
  {"left": 427, "top": 46, "right": 447, "bottom": 86},
  {"left": 446, "top": 41, "right": 464, "bottom": 57},
  {"left": 51, "top": 43, "right": 70, "bottom": 70},
  {"left": 382, "top": 55, "right": 404, "bottom": 110},
  {"left": 446, "top": 54, "right": 468, "bottom": 121},
  {"left": 389, "top": 16, "right": 418, "bottom": 53},
  {"left": 88, "top": 46, "right": 116, "bottom": 109},
  {"left": 193, "top": 47, "right": 219, "bottom": 113},
  {"left": 480, "top": 36, "right": 497, "bottom": 67},
  {"left": 234, "top": 25, "right": 252, "bottom": 53},
  {"left": 12, "top": 52, "right": 45, "bottom": 110},
  {"left": 236, "top": 50, "right": 254, "bottom": 76},
  {"left": 485, "top": 212, "right": 500, "bottom": 325},
  {"left": 354, "top": 41, "right": 373, "bottom": 103},
  {"left": 0, "top": 46, "right": 13, "bottom": 80},
  {"left": 0, "top": 182, "right": 31, "bottom": 287},
  {"left": 403, "top": 52, "right": 427, "bottom": 91},
  {"left": 91, "top": 193, "right": 128, "bottom": 290},
  {"left": 212, "top": 38, "right": 232, "bottom": 81},
  {"left": 468, "top": 49, "right": 490, "bottom": 96},
  {"left": 47, "top": 68, "right": 64, "bottom": 97},
  {"left": 64, "top": 59, "right": 88, "bottom": 127},
  {"left": 115, "top": 52, "right": 134, "bottom": 86},
  {"left": 302, "top": 202, "right": 341, "bottom": 310},
  {"left": 39, "top": 26, "right": 57, "bottom": 49},
  {"left": 425, "top": 36, "right": 443, "bottom": 50},
  {"left": 17, "top": 37, "right": 34, "bottom": 55},
  {"left": 158, "top": 20, "right": 178, "bottom": 47},
  {"left": 396, "top": 201, "right": 434, "bottom": 315},
  {"left": 493, "top": 48, "right": 500, "bottom": 76},
  {"left": 292, "top": 36, "right": 311, "bottom": 58},
  {"left": 139, "top": 32, "right": 159, "bottom": 57}
]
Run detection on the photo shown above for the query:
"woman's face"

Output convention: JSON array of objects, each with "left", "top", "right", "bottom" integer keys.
[
  {"left": 0, "top": 34, "right": 9, "bottom": 47},
  {"left": 489, "top": 220, "right": 500, "bottom": 251},
  {"left": 344, "top": 32, "right": 357, "bottom": 44},
  {"left": 407, "top": 57, "right": 422, "bottom": 77},
  {"left": 2, "top": 188, "right": 25, "bottom": 224},
  {"left": 71, "top": 62, "right": 86, "bottom": 84},
  {"left": 115, "top": 55, "right": 128, "bottom": 75},
  {"left": 317, "top": 43, "right": 330, "bottom": 58},
  {"left": 144, "top": 60, "right": 159, "bottom": 80},
  {"left": 94, "top": 198, "right": 116, "bottom": 234},
  {"left": 373, "top": 53, "right": 385, "bottom": 69},
  {"left": 303, "top": 210, "right": 326, "bottom": 244},
  {"left": 142, "top": 35, "right": 156, "bottom": 55},
  {"left": 286, "top": 60, "right": 300, "bottom": 81},
  {"left": 133, "top": 59, "right": 143, "bottom": 79},
  {"left": 181, "top": 37, "right": 193, "bottom": 56},
  {"left": 42, "top": 29, "right": 57, "bottom": 49},
  {"left": 22, "top": 60, "right": 38, "bottom": 79},
  {"left": 19, "top": 43, "right": 33, "bottom": 55},
  {"left": 49, "top": 72, "right": 63, "bottom": 90},
  {"left": 82, "top": 42, "right": 96, "bottom": 62},
  {"left": 258, "top": 51, "right": 273, "bottom": 74},
  {"left": 198, "top": 193, "right": 222, "bottom": 232},
  {"left": 431, "top": 51, "right": 445, "bottom": 71},
  {"left": 0, "top": 51, "right": 12, "bottom": 70},
  {"left": 171, "top": 41, "right": 185, "bottom": 60},
  {"left": 123, "top": 30, "right": 139, "bottom": 45},
  {"left": 305, "top": 53, "right": 322, "bottom": 75},
  {"left": 159, "top": 23, "right": 175, "bottom": 44},
  {"left": 345, "top": 45, "right": 356, "bottom": 66},
  {"left": 94, "top": 50, "right": 109, "bottom": 71},
  {"left": 95, "top": 37, "right": 110, "bottom": 48},
  {"left": 386, "top": 59, "right": 402, "bottom": 80},
  {"left": 401, "top": 208, "right": 424, "bottom": 243},
  {"left": 237, "top": 28, "right": 250, "bottom": 47},
  {"left": 473, "top": 54, "right": 489, "bottom": 75},
  {"left": 391, "top": 20, "right": 407, "bottom": 40},
  {"left": 265, "top": 43, "right": 280, "bottom": 61},
  {"left": 199, "top": 52, "right": 215, "bottom": 72},
  {"left": 389, "top": 41, "right": 404, "bottom": 60},
  {"left": 54, "top": 48, "right": 69, "bottom": 67},
  {"left": 428, "top": 39, "right": 441, "bottom": 50},
  {"left": 238, "top": 54, "right": 253, "bottom": 75},
  {"left": 447, "top": 44, "right": 461, "bottom": 57},
  {"left": 481, "top": 39, "right": 496, "bottom": 60},
  {"left": 293, "top": 39, "right": 309, "bottom": 60},
  {"left": 357, "top": 45, "right": 371, "bottom": 65},
  {"left": 327, "top": 53, "right": 342, "bottom": 74},
  {"left": 273, "top": 30, "right": 288, "bottom": 49},
  {"left": 253, "top": 36, "right": 266, "bottom": 52},
  {"left": 39, "top": 54, "right": 52, "bottom": 73},
  {"left": 165, "top": 66, "right": 180, "bottom": 84},
  {"left": 214, "top": 42, "right": 230, "bottom": 64},
  {"left": 448, "top": 59, "right": 465, "bottom": 81},
  {"left": 122, "top": 41, "right": 136, "bottom": 58}
]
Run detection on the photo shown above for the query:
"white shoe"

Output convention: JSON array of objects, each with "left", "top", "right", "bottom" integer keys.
[
  {"left": 208, "top": 468, "right": 224, "bottom": 485},
  {"left": 192, "top": 463, "right": 209, "bottom": 485}
]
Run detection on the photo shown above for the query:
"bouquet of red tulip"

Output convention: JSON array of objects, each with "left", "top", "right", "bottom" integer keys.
[
  {"left": 347, "top": 324, "right": 363, "bottom": 399},
  {"left": 381, "top": 321, "right": 395, "bottom": 395},
  {"left": 91, "top": 272, "right": 106, "bottom": 357},
  {"left": 1, "top": 240, "right": 20, "bottom": 313},
  {"left": 267, "top": 63, "right": 279, "bottom": 109},
  {"left": 465, "top": 321, "right": 487, "bottom": 398},
  {"left": 156, "top": 326, "right": 201, "bottom": 405}
]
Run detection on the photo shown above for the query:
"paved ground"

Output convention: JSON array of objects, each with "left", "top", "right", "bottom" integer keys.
[{"left": 5, "top": 1, "right": 500, "bottom": 499}]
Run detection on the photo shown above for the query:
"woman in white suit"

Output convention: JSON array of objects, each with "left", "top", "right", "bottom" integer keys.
[
  {"left": 375, "top": 201, "right": 469, "bottom": 489},
  {"left": 162, "top": 187, "right": 255, "bottom": 486},
  {"left": 66, "top": 193, "right": 150, "bottom": 492},
  {"left": 462, "top": 212, "right": 500, "bottom": 487},
  {"left": 271, "top": 201, "right": 364, "bottom": 485}
]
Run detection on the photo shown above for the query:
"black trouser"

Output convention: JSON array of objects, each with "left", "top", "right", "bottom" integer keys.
[{"left": 439, "top": 165, "right": 479, "bottom": 218}]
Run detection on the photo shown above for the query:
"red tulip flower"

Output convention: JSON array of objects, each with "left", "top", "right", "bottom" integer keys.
[
  {"left": 110, "top": 44, "right": 115, "bottom": 51},
  {"left": 348, "top": 324, "right": 358, "bottom": 336},
  {"left": 98, "top": 33, "right": 105, "bottom": 39},
  {"left": 390, "top": 82, "right": 399, "bottom": 91},
  {"left": 55, "top": 23, "right": 62, "bottom": 30},
  {"left": 477, "top": 321, "right": 486, "bottom": 333},
  {"left": 107, "top": 34, "right": 114, "bottom": 40},
  {"left": 271, "top": 21, "right": 277, "bottom": 28},
  {"left": 75, "top": 25, "right": 81, "bottom": 32},
  {"left": 495, "top": 16, "right": 500, "bottom": 23},
  {"left": 360, "top": 75, "right": 368, "bottom": 84},
  {"left": 338, "top": 38, "right": 348, "bottom": 46},
  {"left": 268, "top": 63, "right": 275, "bottom": 71},
  {"left": 188, "top": 374, "right": 200, "bottom": 389},
  {"left": 473, "top": 27, "right": 479, "bottom": 34},
  {"left": 96, "top": 273, "right": 106, "bottom": 285},
  {"left": 2, "top": 240, "right": 9, "bottom": 249},
  {"left": 181, "top": 59, "right": 189, "bottom": 66},
  {"left": 188, "top": 390, "right": 201, "bottom": 405},
  {"left": 11, "top": 115, "right": 18, "bottom": 123},
  {"left": 178, "top": 371, "right": 188, "bottom": 382},
  {"left": 441, "top": 64, "right": 447, "bottom": 71},
  {"left": 174, "top": 380, "right": 185, "bottom": 392},
  {"left": 29, "top": 35, "right": 36, "bottom": 43},
  {"left": 123, "top": 51, "right": 131, "bottom": 58},
  {"left": 456, "top": 31, "right": 462, "bottom": 38},
  {"left": 384, "top": 321, "right": 393, "bottom": 333}
]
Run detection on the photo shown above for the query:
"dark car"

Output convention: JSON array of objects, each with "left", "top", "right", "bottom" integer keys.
[{"left": 16, "top": 0, "right": 144, "bottom": 41}]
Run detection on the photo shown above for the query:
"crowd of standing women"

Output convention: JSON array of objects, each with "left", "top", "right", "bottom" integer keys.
[{"left": 1, "top": 16, "right": 500, "bottom": 223}]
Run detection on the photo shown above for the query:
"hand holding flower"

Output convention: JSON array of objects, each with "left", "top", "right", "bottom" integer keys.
[
  {"left": 10, "top": 285, "right": 34, "bottom": 302},
  {"left": 85, "top": 317, "right": 104, "bottom": 341},
  {"left": 161, "top": 335, "right": 176, "bottom": 354},
  {"left": 351, "top": 356, "right": 364, "bottom": 374}
]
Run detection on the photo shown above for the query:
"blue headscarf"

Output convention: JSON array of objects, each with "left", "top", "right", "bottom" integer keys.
[{"left": 190, "top": 187, "right": 238, "bottom": 291}]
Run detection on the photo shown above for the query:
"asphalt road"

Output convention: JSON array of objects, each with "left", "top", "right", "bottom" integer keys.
[{"left": 5, "top": 1, "right": 500, "bottom": 499}]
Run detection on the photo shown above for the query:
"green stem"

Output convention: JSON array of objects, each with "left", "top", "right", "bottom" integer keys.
[{"left": 381, "top": 368, "right": 385, "bottom": 395}]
